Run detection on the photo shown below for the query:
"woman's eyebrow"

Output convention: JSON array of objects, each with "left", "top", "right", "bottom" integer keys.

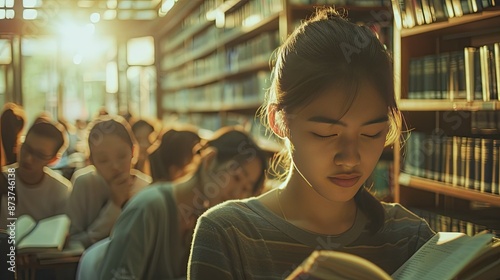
[{"left": 307, "top": 115, "right": 388, "bottom": 126}]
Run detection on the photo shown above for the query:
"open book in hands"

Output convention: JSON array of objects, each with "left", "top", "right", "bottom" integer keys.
[
  {"left": 286, "top": 232, "right": 500, "bottom": 280},
  {"left": 15, "top": 214, "right": 70, "bottom": 254}
]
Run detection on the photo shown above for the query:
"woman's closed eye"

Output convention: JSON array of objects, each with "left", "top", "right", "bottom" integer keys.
[
  {"left": 312, "top": 132, "right": 338, "bottom": 138},
  {"left": 361, "top": 131, "right": 383, "bottom": 138}
]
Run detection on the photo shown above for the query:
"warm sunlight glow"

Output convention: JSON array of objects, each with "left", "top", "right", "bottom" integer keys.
[
  {"left": 127, "top": 36, "right": 155, "bottom": 66},
  {"left": 0, "top": 39, "right": 12, "bottom": 64},
  {"left": 106, "top": 61, "right": 118, "bottom": 93},
  {"left": 103, "top": 9, "right": 116, "bottom": 20},
  {"left": 57, "top": 20, "right": 110, "bottom": 65},
  {"left": 90, "top": 13, "right": 100, "bottom": 23},
  {"left": 106, "top": 0, "right": 117, "bottom": 9},
  {"left": 73, "top": 54, "right": 83, "bottom": 65},
  {"left": 159, "top": 0, "right": 175, "bottom": 17},
  {"left": 242, "top": 14, "right": 262, "bottom": 27}
]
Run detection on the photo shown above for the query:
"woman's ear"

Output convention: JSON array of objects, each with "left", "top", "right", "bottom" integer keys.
[{"left": 268, "top": 104, "right": 286, "bottom": 139}]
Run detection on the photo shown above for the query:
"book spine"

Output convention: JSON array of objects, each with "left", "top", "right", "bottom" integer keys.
[
  {"left": 464, "top": 137, "right": 475, "bottom": 189},
  {"left": 435, "top": 134, "right": 444, "bottom": 181},
  {"left": 479, "top": 45, "right": 491, "bottom": 101},
  {"left": 464, "top": 47, "right": 477, "bottom": 101},
  {"left": 444, "top": 136, "right": 453, "bottom": 184},
  {"left": 452, "top": 136, "right": 461, "bottom": 186},
  {"left": 494, "top": 43, "right": 500, "bottom": 101},
  {"left": 459, "top": 136, "right": 468, "bottom": 187},
  {"left": 480, "top": 138, "right": 493, "bottom": 193},
  {"left": 473, "top": 138, "right": 482, "bottom": 191},
  {"left": 493, "top": 140, "right": 499, "bottom": 195}
]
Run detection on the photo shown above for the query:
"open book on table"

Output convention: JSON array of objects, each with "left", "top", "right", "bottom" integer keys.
[
  {"left": 286, "top": 232, "right": 500, "bottom": 280},
  {"left": 15, "top": 214, "right": 70, "bottom": 254}
]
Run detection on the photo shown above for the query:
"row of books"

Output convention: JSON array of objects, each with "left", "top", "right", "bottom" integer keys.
[
  {"left": 392, "top": 0, "right": 498, "bottom": 29},
  {"left": 410, "top": 207, "right": 500, "bottom": 237},
  {"left": 162, "top": 71, "right": 270, "bottom": 111},
  {"left": 404, "top": 132, "right": 500, "bottom": 195},
  {"left": 161, "top": 30, "right": 278, "bottom": 86},
  {"left": 169, "top": 0, "right": 283, "bottom": 37},
  {"left": 407, "top": 43, "right": 500, "bottom": 100},
  {"left": 471, "top": 111, "right": 500, "bottom": 134}
]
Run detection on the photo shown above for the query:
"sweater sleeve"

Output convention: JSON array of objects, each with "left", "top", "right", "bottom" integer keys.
[
  {"left": 98, "top": 189, "right": 171, "bottom": 280},
  {"left": 188, "top": 215, "right": 242, "bottom": 280}
]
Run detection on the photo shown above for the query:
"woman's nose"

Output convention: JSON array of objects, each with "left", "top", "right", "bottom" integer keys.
[{"left": 334, "top": 137, "right": 361, "bottom": 168}]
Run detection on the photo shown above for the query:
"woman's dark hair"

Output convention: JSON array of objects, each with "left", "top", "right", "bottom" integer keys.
[
  {"left": 26, "top": 119, "right": 68, "bottom": 157},
  {"left": 205, "top": 127, "right": 268, "bottom": 194},
  {"left": 149, "top": 127, "right": 201, "bottom": 182},
  {"left": 260, "top": 7, "right": 401, "bottom": 233},
  {"left": 1, "top": 103, "right": 26, "bottom": 165},
  {"left": 131, "top": 119, "right": 155, "bottom": 135},
  {"left": 86, "top": 116, "right": 137, "bottom": 160}
]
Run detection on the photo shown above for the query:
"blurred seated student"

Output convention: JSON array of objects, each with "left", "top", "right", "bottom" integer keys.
[
  {"left": 51, "top": 117, "right": 82, "bottom": 179},
  {"left": 93, "top": 126, "right": 268, "bottom": 280},
  {"left": 1, "top": 102, "right": 26, "bottom": 166},
  {"left": 131, "top": 118, "right": 158, "bottom": 175},
  {"left": 67, "top": 115, "right": 151, "bottom": 248},
  {"left": 148, "top": 126, "right": 201, "bottom": 182},
  {"left": 0, "top": 119, "right": 71, "bottom": 228},
  {"left": 188, "top": 8, "right": 435, "bottom": 279}
]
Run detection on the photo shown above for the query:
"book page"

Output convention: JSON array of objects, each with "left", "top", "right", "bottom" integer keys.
[
  {"left": 15, "top": 215, "right": 36, "bottom": 242},
  {"left": 392, "top": 232, "right": 493, "bottom": 280},
  {"left": 17, "top": 214, "right": 70, "bottom": 252},
  {"left": 286, "top": 250, "right": 392, "bottom": 280}
]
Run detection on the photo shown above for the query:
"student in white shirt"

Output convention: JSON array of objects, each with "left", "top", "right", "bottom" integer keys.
[{"left": 67, "top": 116, "right": 151, "bottom": 248}]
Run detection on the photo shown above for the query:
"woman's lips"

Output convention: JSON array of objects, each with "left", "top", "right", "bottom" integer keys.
[{"left": 329, "top": 175, "right": 361, "bottom": 188}]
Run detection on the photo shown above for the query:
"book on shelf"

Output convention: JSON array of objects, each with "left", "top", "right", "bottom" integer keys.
[
  {"left": 403, "top": 131, "right": 500, "bottom": 194},
  {"left": 286, "top": 231, "right": 500, "bottom": 280},
  {"left": 15, "top": 214, "right": 70, "bottom": 254}
]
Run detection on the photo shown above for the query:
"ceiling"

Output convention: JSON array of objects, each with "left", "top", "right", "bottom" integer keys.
[{"left": 0, "top": 0, "right": 182, "bottom": 36}]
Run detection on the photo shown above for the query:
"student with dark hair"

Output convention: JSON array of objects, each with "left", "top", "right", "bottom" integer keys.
[
  {"left": 148, "top": 126, "right": 201, "bottom": 182},
  {"left": 0, "top": 119, "right": 71, "bottom": 228},
  {"left": 188, "top": 8, "right": 435, "bottom": 279},
  {"left": 0, "top": 102, "right": 26, "bottom": 166},
  {"left": 67, "top": 116, "right": 151, "bottom": 248},
  {"left": 79, "top": 126, "right": 267, "bottom": 280},
  {"left": 131, "top": 119, "right": 157, "bottom": 174}
]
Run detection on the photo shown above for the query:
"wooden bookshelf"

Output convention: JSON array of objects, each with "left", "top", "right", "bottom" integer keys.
[
  {"left": 392, "top": 2, "right": 500, "bottom": 235},
  {"left": 398, "top": 100, "right": 500, "bottom": 111},
  {"left": 155, "top": 0, "right": 393, "bottom": 137},
  {"left": 400, "top": 10, "right": 500, "bottom": 38},
  {"left": 398, "top": 173, "right": 500, "bottom": 207}
]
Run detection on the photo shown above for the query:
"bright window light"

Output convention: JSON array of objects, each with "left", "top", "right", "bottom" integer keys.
[
  {"left": 23, "top": 0, "right": 40, "bottom": 8},
  {"left": 90, "top": 13, "right": 100, "bottom": 23},
  {"left": 0, "top": 39, "right": 12, "bottom": 64},
  {"left": 106, "top": 61, "right": 118, "bottom": 93},
  {"left": 107, "top": 0, "right": 117, "bottom": 9},
  {"left": 5, "top": 0, "right": 14, "bottom": 8},
  {"left": 127, "top": 36, "right": 155, "bottom": 66},
  {"left": 103, "top": 9, "right": 116, "bottom": 20},
  {"left": 6, "top": 9, "right": 14, "bottom": 19},
  {"left": 242, "top": 14, "right": 262, "bottom": 27},
  {"left": 159, "top": 0, "right": 175, "bottom": 17},
  {"left": 23, "top": 9, "right": 37, "bottom": 20}
]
